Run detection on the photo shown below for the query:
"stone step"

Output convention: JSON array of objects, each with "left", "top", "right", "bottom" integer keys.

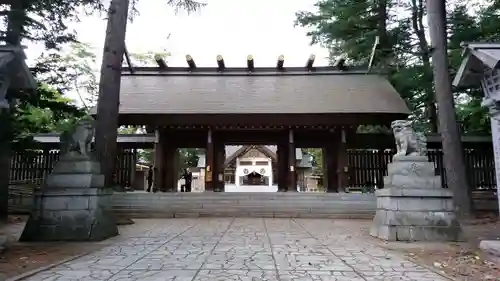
[{"left": 111, "top": 192, "right": 377, "bottom": 218}]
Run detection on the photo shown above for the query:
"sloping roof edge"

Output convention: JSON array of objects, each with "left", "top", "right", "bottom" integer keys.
[
  {"left": 0, "top": 46, "right": 37, "bottom": 90},
  {"left": 224, "top": 145, "right": 277, "bottom": 167},
  {"left": 453, "top": 42, "right": 500, "bottom": 88}
]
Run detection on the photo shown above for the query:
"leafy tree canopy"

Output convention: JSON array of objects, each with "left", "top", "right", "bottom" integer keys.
[{"left": 296, "top": 0, "right": 500, "bottom": 135}]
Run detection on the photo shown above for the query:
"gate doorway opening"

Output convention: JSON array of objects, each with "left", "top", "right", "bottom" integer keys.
[{"left": 222, "top": 144, "right": 278, "bottom": 192}]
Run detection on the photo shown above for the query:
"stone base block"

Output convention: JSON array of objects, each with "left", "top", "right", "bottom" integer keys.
[
  {"left": 387, "top": 157, "right": 435, "bottom": 177},
  {"left": 46, "top": 173, "right": 104, "bottom": 189},
  {"left": 479, "top": 240, "right": 500, "bottom": 262},
  {"left": 371, "top": 187, "right": 464, "bottom": 242},
  {"left": 51, "top": 158, "right": 101, "bottom": 174},
  {"left": 20, "top": 188, "right": 118, "bottom": 241},
  {"left": 385, "top": 160, "right": 440, "bottom": 189},
  {"left": 370, "top": 224, "right": 463, "bottom": 241}
]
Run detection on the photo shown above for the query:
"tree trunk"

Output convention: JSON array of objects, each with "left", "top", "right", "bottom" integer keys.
[
  {"left": 0, "top": 2, "right": 25, "bottom": 221},
  {"left": 94, "top": 0, "right": 130, "bottom": 186},
  {"left": 376, "top": 0, "right": 391, "bottom": 70},
  {"left": 411, "top": 0, "right": 438, "bottom": 132},
  {"left": 426, "top": 0, "right": 473, "bottom": 218}
]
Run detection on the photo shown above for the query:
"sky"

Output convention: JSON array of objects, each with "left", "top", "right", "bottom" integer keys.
[{"left": 25, "top": 0, "right": 330, "bottom": 68}]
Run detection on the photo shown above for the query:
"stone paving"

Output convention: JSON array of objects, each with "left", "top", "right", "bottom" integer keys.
[{"left": 21, "top": 218, "right": 453, "bottom": 281}]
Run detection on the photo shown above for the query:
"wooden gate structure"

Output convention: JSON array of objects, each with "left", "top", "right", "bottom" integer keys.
[{"left": 91, "top": 61, "right": 412, "bottom": 193}]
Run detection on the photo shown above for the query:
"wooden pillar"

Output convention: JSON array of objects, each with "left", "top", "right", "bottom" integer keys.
[
  {"left": 153, "top": 129, "right": 164, "bottom": 192},
  {"left": 277, "top": 142, "right": 288, "bottom": 191},
  {"left": 205, "top": 129, "right": 214, "bottom": 192},
  {"left": 337, "top": 129, "right": 348, "bottom": 192},
  {"left": 164, "top": 145, "right": 179, "bottom": 192},
  {"left": 163, "top": 132, "right": 177, "bottom": 192},
  {"left": 214, "top": 141, "right": 225, "bottom": 192},
  {"left": 321, "top": 148, "right": 328, "bottom": 192},
  {"left": 288, "top": 129, "right": 297, "bottom": 192},
  {"left": 172, "top": 148, "right": 179, "bottom": 191},
  {"left": 130, "top": 149, "right": 137, "bottom": 189},
  {"left": 324, "top": 131, "right": 339, "bottom": 193}
]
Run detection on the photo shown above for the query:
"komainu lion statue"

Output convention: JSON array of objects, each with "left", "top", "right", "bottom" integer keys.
[
  {"left": 60, "top": 119, "right": 94, "bottom": 157},
  {"left": 391, "top": 120, "right": 427, "bottom": 158}
]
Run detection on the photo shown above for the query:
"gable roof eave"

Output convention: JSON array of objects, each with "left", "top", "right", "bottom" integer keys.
[{"left": 224, "top": 145, "right": 277, "bottom": 167}]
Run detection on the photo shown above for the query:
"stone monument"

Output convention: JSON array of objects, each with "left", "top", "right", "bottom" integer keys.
[
  {"left": 20, "top": 119, "right": 119, "bottom": 241},
  {"left": 370, "top": 120, "right": 463, "bottom": 241}
]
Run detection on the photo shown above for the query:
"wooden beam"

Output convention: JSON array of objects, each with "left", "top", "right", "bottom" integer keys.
[
  {"left": 154, "top": 54, "right": 168, "bottom": 69},
  {"left": 118, "top": 113, "right": 408, "bottom": 127},
  {"left": 124, "top": 45, "right": 135, "bottom": 74}
]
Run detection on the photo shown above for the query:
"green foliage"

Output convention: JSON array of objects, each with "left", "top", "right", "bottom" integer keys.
[
  {"left": 34, "top": 42, "right": 99, "bottom": 108},
  {"left": 178, "top": 148, "right": 199, "bottom": 171},
  {"left": 6, "top": 85, "right": 86, "bottom": 149},
  {"left": 303, "top": 148, "right": 323, "bottom": 173},
  {"left": 295, "top": 0, "right": 500, "bottom": 135},
  {"left": 1, "top": 0, "right": 105, "bottom": 47},
  {"left": 7, "top": 41, "right": 98, "bottom": 149},
  {"left": 138, "top": 149, "right": 153, "bottom": 164},
  {"left": 295, "top": 0, "right": 380, "bottom": 64}
]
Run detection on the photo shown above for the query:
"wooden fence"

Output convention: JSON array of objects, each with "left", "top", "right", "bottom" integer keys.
[
  {"left": 9, "top": 145, "right": 497, "bottom": 191},
  {"left": 9, "top": 149, "right": 137, "bottom": 187},
  {"left": 347, "top": 147, "right": 496, "bottom": 190}
]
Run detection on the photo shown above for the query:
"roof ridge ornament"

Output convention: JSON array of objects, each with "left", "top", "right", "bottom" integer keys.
[
  {"left": 186, "top": 54, "right": 196, "bottom": 70},
  {"left": 277, "top": 55, "right": 284, "bottom": 71},
  {"left": 247, "top": 55, "right": 254, "bottom": 72},
  {"left": 217, "top": 55, "right": 225, "bottom": 71},
  {"left": 154, "top": 53, "right": 168, "bottom": 69},
  {"left": 306, "top": 54, "right": 315, "bottom": 71}
]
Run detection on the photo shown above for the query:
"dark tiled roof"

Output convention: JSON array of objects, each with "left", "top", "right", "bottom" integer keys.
[{"left": 116, "top": 70, "right": 409, "bottom": 115}]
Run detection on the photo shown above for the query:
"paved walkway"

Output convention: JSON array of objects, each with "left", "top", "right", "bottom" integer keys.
[{"left": 22, "top": 219, "right": 451, "bottom": 281}]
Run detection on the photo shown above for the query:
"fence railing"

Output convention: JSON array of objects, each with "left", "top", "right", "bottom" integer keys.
[
  {"left": 346, "top": 148, "right": 495, "bottom": 190},
  {"left": 10, "top": 149, "right": 137, "bottom": 188},
  {"left": 9, "top": 145, "right": 497, "bottom": 191}
]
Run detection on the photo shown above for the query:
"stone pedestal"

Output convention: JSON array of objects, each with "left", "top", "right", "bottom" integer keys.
[
  {"left": 370, "top": 156, "right": 464, "bottom": 241},
  {"left": 20, "top": 154, "right": 118, "bottom": 241}
]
